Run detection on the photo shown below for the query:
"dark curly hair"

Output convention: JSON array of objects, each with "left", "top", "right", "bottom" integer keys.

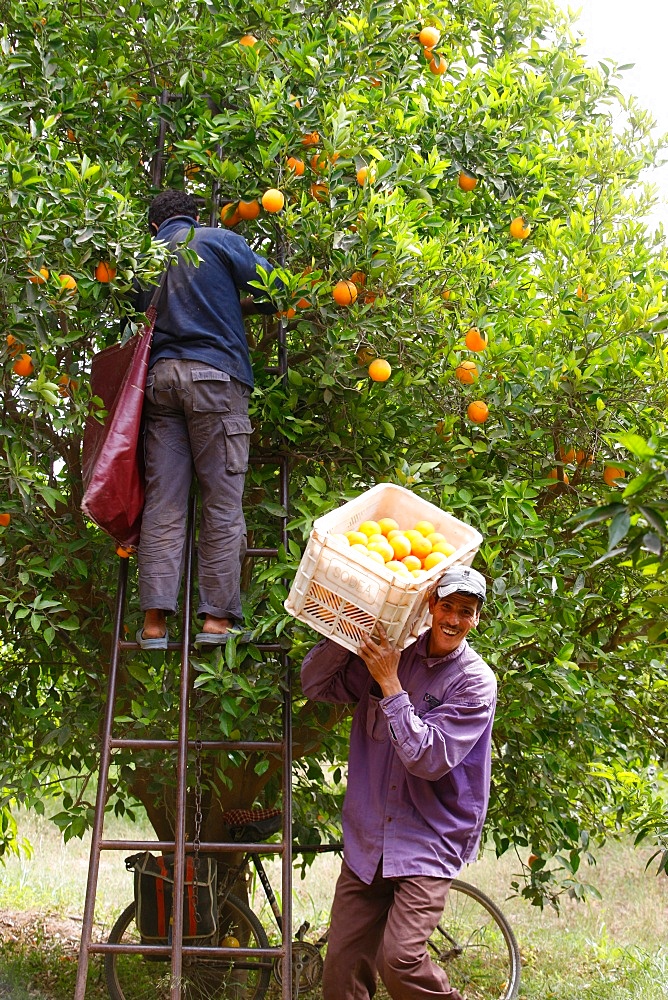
[{"left": 148, "top": 189, "right": 200, "bottom": 231}]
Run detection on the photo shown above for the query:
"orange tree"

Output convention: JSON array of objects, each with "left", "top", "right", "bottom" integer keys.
[{"left": 1, "top": 0, "right": 667, "bottom": 906}]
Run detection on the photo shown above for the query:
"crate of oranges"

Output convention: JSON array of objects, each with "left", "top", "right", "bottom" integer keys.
[{"left": 285, "top": 483, "right": 482, "bottom": 653}]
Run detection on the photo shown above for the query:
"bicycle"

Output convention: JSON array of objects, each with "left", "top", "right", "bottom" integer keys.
[{"left": 104, "top": 809, "right": 521, "bottom": 1000}]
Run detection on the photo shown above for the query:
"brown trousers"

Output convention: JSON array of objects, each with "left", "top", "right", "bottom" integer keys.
[{"left": 322, "top": 860, "right": 464, "bottom": 1000}]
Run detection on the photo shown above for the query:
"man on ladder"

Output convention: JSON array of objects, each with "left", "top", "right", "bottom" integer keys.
[{"left": 134, "top": 188, "right": 278, "bottom": 651}]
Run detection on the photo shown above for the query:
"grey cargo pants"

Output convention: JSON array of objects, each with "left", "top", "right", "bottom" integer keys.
[{"left": 138, "top": 358, "right": 252, "bottom": 622}]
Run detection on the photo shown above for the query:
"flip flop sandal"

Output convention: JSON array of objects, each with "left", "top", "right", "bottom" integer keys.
[
  {"left": 135, "top": 628, "right": 169, "bottom": 650},
  {"left": 193, "top": 629, "right": 253, "bottom": 647}
]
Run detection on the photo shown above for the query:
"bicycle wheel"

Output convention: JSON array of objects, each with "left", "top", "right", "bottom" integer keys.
[
  {"left": 105, "top": 894, "right": 271, "bottom": 1000},
  {"left": 428, "top": 879, "right": 521, "bottom": 1000}
]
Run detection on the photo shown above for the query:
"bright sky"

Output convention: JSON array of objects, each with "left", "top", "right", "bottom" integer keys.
[{"left": 555, "top": 0, "right": 668, "bottom": 231}]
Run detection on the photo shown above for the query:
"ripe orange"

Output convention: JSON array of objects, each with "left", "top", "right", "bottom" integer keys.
[
  {"left": 116, "top": 545, "right": 132, "bottom": 558},
  {"left": 386, "top": 560, "right": 413, "bottom": 578},
  {"left": 576, "top": 285, "right": 588, "bottom": 301},
  {"left": 95, "top": 261, "right": 116, "bottom": 282},
  {"left": 58, "top": 374, "right": 78, "bottom": 396},
  {"left": 286, "top": 156, "right": 305, "bottom": 175},
  {"left": 13, "top": 353, "right": 35, "bottom": 377},
  {"left": 509, "top": 216, "right": 531, "bottom": 239},
  {"left": 296, "top": 297, "right": 310, "bottom": 309},
  {"left": 559, "top": 446, "right": 576, "bottom": 464},
  {"left": 377, "top": 517, "right": 399, "bottom": 536},
  {"left": 401, "top": 554, "right": 422, "bottom": 572},
  {"left": 428, "top": 56, "right": 447, "bottom": 75},
  {"left": 576, "top": 449, "right": 593, "bottom": 467},
  {"left": 238, "top": 199, "right": 261, "bottom": 220},
  {"left": 184, "top": 163, "right": 200, "bottom": 179},
  {"left": 389, "top": 534, "right": 412, "bottom": 560},
  {"left": 359, "top": 520, "right": 382, "bottom": 538},
  {"left": 409, "top": 535, "right": 432, "bottom": 560},
  {"left": 239, "top": 34, "right": 258, "bottom": 46},
  {"left": 458, "top": 171, "right": 477, "bottom": 192},
  {"left": 413, "top": 520, "right": 436, "bottom": 537},
  {"left": 464, "top": 327, "right": 488, "bottom": 351},
  {"left": 467, "top": 400, "right": 489, "bottom": 424},
  {"left": 345, "top": 530, "right": 368, "bottom": 547},
  {"left": 432, "top": 540, "right": 456, "bottom": 556},
  {"left": 547, "top": 469, "right": 569, "bottom": 486},
  {"left": 221, "top": 936, "right": 241, "bottom": 948},
  {"left": 350, "top": 271, "right": 367, "bottom": 288},
  {"left": 301, "top": 132, "right": 320, "bottom": 146},
  {"left": 310, "top": 151, "right": 328, "bottom": 173},
  {"left": 58, "top": 273, "right": 77, "bottom": 293},
  {"left": 277, "top": 307, "right": 296, "bottom": 320},
  {"left": 356, "top": 165, "right": 376, "bottom": 186},
  {"left": 332, "top": 279, "right": 358, "bottom": 306},
  {"left": 368, "top": 358, "right": 391, "bottom": 382},
  {"left": 427, "top": 532, "right": 446, "bottom": 545},
  {"left": 366, "top": 549, "right": 386, "bottom": 566},
  {"left": 310, "top": 181, "right": 329, "bottom": 202},
  {"left": 220, "top": 202, "right": 241, "bottom": 227},
  {"left": 66, "top": 129, "right": 76, "bottom": 142},
  {"left": 0, "top": 513, "right": 10, "bottom": 527},
  {"left": 527, "top": 854, "right": 539, "bottom": 869},
  {"left": 423, "top": 551, "right": 448, "bottom": 570},
  {"left": 418, "top": 26, "right": 441, "bottom": 47},
  {"left": 261, "top": 188, "right": 285, "bottom": 213},
  {"left": 603, "top": 465, "right": 625, "bottom": 487},
  {"left": 6, "top": 334, "right": 24, "bottom": 357},
  {"left": 368, "top": 540, "right": 394, "bottom": 563},
  {"left": 29, "top": 266, "right": 49, "bottom": 284},
  {"left": 455, "top": 360, "right": 478, "bottom": 384}
]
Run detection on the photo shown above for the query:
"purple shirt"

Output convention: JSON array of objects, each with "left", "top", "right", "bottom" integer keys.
[{"left": 301, "top": 632, "right": 497, "bottom": 884}]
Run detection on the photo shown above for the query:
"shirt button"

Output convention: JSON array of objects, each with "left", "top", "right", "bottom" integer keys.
[
  {"left": 386, "top": 817, "right": 392, "bottom": 823},
  {"left": 391, "top": 785, "right": 397, "bottom": 790}
]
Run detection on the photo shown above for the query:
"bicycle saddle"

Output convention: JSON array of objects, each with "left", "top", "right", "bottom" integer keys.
[{"left": 221, "top": 807, "right": 282, "bottom": 843}]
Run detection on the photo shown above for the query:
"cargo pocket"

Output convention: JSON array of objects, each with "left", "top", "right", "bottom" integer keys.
[
  {"left": 192, "top": 368, "right": 231, "bottom": 412},
  {"left": 365, "top": 695, "right": 389, "bottom": 743},
  {"left": 222, "top": 415, "right": 252, "bottom": 474}
]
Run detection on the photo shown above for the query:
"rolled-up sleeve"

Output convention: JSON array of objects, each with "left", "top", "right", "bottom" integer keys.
[
  {"left": 301, "top": 638, "right": 369, "bottom": 705},
  {"left": 380, "top": 676, "right": 496, "bottom": 780}
]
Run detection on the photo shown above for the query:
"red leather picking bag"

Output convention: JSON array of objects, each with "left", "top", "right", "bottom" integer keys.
[{"left": 81, "top": 279, "right": 165, "bottom": 547}]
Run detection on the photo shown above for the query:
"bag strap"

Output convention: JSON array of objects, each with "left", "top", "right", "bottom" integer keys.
[{"left": 143, "top": 224, "right": 192, "bottom": 325}]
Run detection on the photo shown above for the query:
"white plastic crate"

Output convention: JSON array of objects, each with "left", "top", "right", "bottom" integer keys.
[{"left": 285, "top": 483, "right": 482, "bottom": 653}]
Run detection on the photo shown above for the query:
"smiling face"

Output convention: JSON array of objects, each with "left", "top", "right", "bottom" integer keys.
[{"left": 427, "top": 590, "right": 481, "bottom": 657}]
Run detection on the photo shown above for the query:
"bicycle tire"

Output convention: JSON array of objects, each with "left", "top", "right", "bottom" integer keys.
[
  {"left": 428, "top": 878, "right": 521, "bottom": 1000},
  {"left": 105, "top": 893, "right": 271, "bottom": 1000}
]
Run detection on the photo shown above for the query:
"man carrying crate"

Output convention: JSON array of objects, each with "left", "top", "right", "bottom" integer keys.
[{"left": 301, "top": 565, "right": 496, "bottom": 1000}]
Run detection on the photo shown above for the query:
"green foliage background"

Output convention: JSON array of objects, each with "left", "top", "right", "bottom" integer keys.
[{"left": 1, "top": 0, "right": 667, "bottom": 905}]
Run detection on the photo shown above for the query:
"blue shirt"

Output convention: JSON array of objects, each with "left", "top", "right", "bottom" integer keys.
[
  {"left": 301, "top": 632, "right": 497, "bottom": 883},
  {"left": 149, "top": 215, "right": 276, "bottom": 388}
]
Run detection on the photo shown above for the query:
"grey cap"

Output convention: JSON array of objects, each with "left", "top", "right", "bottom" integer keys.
[{"left": 435, "top": 566, "right": 486, "bottom": 603}]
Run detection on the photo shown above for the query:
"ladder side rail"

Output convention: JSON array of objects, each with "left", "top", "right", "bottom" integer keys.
[
  {"left": 170, "top": 493, "right": 198, "bottom": 998},
  {"left": 73, "top": 557, "right": 130, "bottom": 1000}
]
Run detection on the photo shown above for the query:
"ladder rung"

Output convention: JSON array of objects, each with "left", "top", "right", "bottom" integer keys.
[
  {"left": 110, "top": 739, "right": 283, "bottom": 751},
  {"left": 91, "top": 941, "right": 282, "bottom": 957},
  {"left": 247, "top": 547, "right": 279, "bottom": 556},
  {"left": 99, "top": 840, "right": 285, "bottom": 854},
  {"left": 118, "top": 640, "right": 284, "bottom": 652},
  {"left": 248, "top": 454, "right": 288, "bottom": 465}
]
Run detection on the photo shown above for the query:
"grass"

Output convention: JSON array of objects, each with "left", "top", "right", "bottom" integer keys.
[{"left": 0, "top": 809, "right": 666, "bottom": 998}]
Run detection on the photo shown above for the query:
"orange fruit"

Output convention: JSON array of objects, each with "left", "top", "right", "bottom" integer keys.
[
  {"left": 29, "top": 266, "right": 49, "bottom": 284},
  {"left": 423, "top": 551, "right": 448, "bottom": 571},
  {"left": 350, "top": 271, "right": 367, "bottom": 288},
  {"left": 301, "top": 132, "right": 320, "bottom": 146},
  {"left": 378, "top": 517, "right": 399, "bottom": 536},
  {"left": 409, "top": 535, "right": 432, "bottom": 560},
  {"left": 222, "top": 936, "right": 241, "bottom": 947},
  {"left": 411, "top": 569, "right": 428, "bottom": 581},
  {"left": 58, "top": 273, "right": 77, "bottom": 292},
  {"left": 458, "top": 170, "right": 478, "bottom": 192},
  {"left": 345, "top": 531, "right": 368, "bottom": 547},
  {"left": 12, "top": 353, "right": 34, "bottom": 377},
  {"left": 296, "top": 297, "right": 310, "bottom": 309},
  {"left": 413, "top": 520, "right": 436, "bottom": 537},
  {"left": 184, "top": 163, "right": 200, "bottom": 179},
  {"left": 432, "top": 540, "right": 456, "bottom": 556},
  {"left": 401, "top": 554, "right": 422, "bottom": 572},
  {"left": 368, "top": 358, "right": 391, "bottom": 382},
  {"left": 239, "top": 34, "right": 257, "bottom": 46},
  {"left": 6, "top": 334, "right": 24, "bottom": 357},
  {"left": 368, "top": 540, "right": 394, "bottom": 563},
  {"left": 332, "top": 280, "right": 358, "bottom": 306},
  {"left": 509, "top": 216, "right": 531, "bottom": 239},
  {"left": 220, "top": 202, "right": 241, "bottom": 227},
  {"left": 261, "top": 188, "right": 285, "bottom": 213},
  {"left": 66, "top": 129, "right": 76, "bottom": 142},
  {"left": 0, "top": 513, "right": 10, "bottom": 527},
  {"left": 388, "top": 534, "right": 412, "bottom": 560},
  {"left": 356, "top": 165, "right": 376, "bottom": 186},
  {"left": 547, "top": 469, "right": 569, "bottom": 486},
  {"left": 310, "top": 182, "right": 329, "bottom": 202},
  {"left": 238, "top": 199, "right": 261, "bottom": 220},
  {"left": 277, "top": 307, "right": 296, "bottom": 319},
  {"left": 386, "top": 560, "right": 412, "bottom": 578},
  {"left": 351, "top": 542, "right": 371, "bottom": 557},
  {"left": 57, "top": 374, "right": 78, "bottom": 396},
  {"left": 95, "top": 261, "right": 116, "bottom": 282},
  {"left": 603, "top": 465, "right": 625, "bottom": 487},
  {"left": 428, "top": 56, "right": 447, "bottom": 75},
  {"left": 455, "top": 360, "right": 478, "bottom": 384},
  {"left": 576, "top": 285, "right": 588, "bottom": 301},
  {"left": 116, "top": 545, "right": 132, "bottom": 558},
  {"left": 287, "top": 156, "right": 305, "bottom": 175},
  {"left": 310, "top": 151, "right": 328, "bottom": 172},
  {"left": 426, "top": 532, "right": 446, "bottom": 545},
  {"left": 527, "top": 854, "right": 540, "bottom": 869},
  {"left": 559, "top": 446, "right": 576, "bottom": 464},
  {"left": 418, "top": 26, "right": 441, "bottom": 47},
  {"left": 358, "top": 520, "right": 382, "bottom": 538},
  {"left": 464, "top": 327, "right": 488, "bottom": 352},
  {"left": 467, "top": 400, "right": 489, "bottom": 424},
  {"left": 330, "top": 533, "right": 350, "bottom": 547},
  {"left": 365, "top": 549, "right": 386, "bottom": 566},
  {"left": 576, "top": 449, "right": 593, "bottom": 467}
]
